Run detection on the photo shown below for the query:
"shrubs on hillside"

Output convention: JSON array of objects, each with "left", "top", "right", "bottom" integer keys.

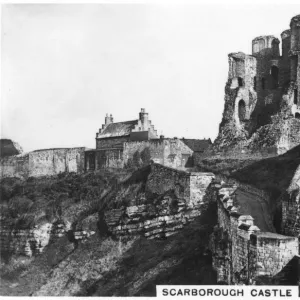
[
  {"left": 8, "top": 196, "right": 34, "bottom": 218},
  {"left": 0, "top": 170, "right": 125, "bottom": 230}
]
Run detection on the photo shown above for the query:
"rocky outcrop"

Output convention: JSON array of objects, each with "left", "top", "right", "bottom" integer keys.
[
  {"left": 0, "top": 221, "right": 53, "bottom": 257},
  {"left": 104, "top": 201, "right": 200, "bottom": 239},
  {"left": 104, "top": 164, "right": 215, "bottom": 239},
  {"left": 0, "top": 217, "right": 97, "bottom": 257}
]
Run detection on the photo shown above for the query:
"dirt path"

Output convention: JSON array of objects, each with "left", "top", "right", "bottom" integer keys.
[{"left": 235, "top": 188, "right": 275, "bottom": 232}]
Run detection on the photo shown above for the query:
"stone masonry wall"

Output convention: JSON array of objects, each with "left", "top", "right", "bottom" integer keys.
[
  {"left": 96, "top": 136, "right": 130, "bottom": 150},
  {"left": 282, "top": 165, "right": 300, "bottom": 237},
  {"left": 104, "top": 164, "right": 215, "bottom": 239},
  {"left": 213, "top": 14, "right": 300, "bottom": 156},
  {"left": 123, "top": 140, "right": 164, "bottom": 165},
  {"left": 249, "top": 233, "right": 299, "bottom": 279},
  {"left": 95, "top": 149, "right": 124, "bottom": 169},
  {"left": 28, "top": 148, "right": 85, "bottom": 177},
  {"left": 0, "top": 153, "right": 30, "bottom": 179},
  {"left": 0, "top": 148, "right": 85, "bottom": 179},
  {"left": 123, "top": 139, "right": 193, "bottom": 169},
  {"left": 210, "top": 180, "right": 299, "bottom": 284}
]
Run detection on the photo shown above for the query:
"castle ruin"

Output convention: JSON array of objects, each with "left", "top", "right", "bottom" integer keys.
[{"left": 213, "top": 15, "right": 300, "bottom": 156}]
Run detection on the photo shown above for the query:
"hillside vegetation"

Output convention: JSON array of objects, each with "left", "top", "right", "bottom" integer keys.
[{"left": 0, "top": 166, "right": 217, "bottom": 296}]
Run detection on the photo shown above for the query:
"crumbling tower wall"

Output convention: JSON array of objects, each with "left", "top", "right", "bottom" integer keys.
[{"left": 212, "top": 14, "right": 300, "bottom": 157}]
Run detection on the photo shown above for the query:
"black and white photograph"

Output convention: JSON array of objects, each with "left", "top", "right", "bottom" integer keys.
[{"left": 0, "top": 1, "right": 300, "bottom": 297}]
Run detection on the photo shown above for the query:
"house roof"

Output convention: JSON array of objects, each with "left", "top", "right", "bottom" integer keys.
[
  {"left": 181, "top": 139, "right": 212, "bottom": 152},
  {"left": 97, "top": 120, "right": 138, "bottom": 139}
]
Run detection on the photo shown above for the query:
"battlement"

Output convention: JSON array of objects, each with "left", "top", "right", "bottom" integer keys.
[{"left": 211, "top": 180, "right": 299, "bottom": 284}]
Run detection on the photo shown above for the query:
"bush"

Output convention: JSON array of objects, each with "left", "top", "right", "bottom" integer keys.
[
  {"left": 133, "top": 151, "right": 142, "bottom": 168},
  {"left": 8, "top": 196, "right": 34, "bottom": 217},
  {"left": 141, "top": 147, "right": 151, "bottom": 166},
  {"left": 125, "top": 158, "right": 134, "bottom": 169}
]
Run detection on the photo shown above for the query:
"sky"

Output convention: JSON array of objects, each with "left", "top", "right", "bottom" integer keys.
[{"left": 1, "top": 2, "right": 300, "bottom": 152}]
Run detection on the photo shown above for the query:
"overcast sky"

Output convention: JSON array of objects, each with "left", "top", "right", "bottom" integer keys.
[{"left": 1, "top": 2, "right": 299, "bottom": 152}]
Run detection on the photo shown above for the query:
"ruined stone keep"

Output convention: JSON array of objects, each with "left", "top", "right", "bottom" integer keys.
[{"left": 214, "top": 14, "right": 300, "bottom": 156}]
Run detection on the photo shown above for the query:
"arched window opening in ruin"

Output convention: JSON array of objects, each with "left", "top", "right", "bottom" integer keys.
[
  {"left": 254, "top": 76, "right": 257, "bottom": 91},
  {"left": 261, "top": 78, "right": 265, "bottom": 90},
  {"left": 238, "top": 100, "right": 246, "bottom": 122},
  {"left": 271, "top": 66, "right": 279, "bottom": 89},
  {"left": 295, "top": 112, "right": 300, "bottom": 119},
  {"left": 294, "top": 89, "right": 298, "bottom": 105},
  {"left": 238, "top": 77, "right": 243, "bottom": 87}
]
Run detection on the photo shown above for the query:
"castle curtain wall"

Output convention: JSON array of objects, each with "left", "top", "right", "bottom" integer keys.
[{"left": 0, "top": 148, "right": 86, "bottom": 179}]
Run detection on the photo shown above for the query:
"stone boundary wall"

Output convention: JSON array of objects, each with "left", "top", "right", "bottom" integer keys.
[
  {"left": 123, "top": 139, "right": 193, "bottom": 169},
  {"left": 147, "top": 163, "right": 215, "bottom": 206},
  {"left": 194, "top": 149, "right": 278, "bottom": 164},
  {"left": 0, "top": 148, "right": 85, "bottom": 179},
  {"left": 282, "top": 165, "right": 300, "bottom": 237},
  {"left": 282, "top": 196, "right": 300, "bottom": 237},
  {"left": 211, "top": 181, "right": 299, "bottom": 284},
  {"left": 146, "top": 163, "right": 191, "bottom": 201},
  {"left": 0, "top": 153, "right": 30, "bottom": 178},
  {"left": 104, "top": 164, "right": 215, "bottom": 239}
]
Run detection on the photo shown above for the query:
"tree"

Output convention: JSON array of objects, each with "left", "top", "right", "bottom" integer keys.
[
  {"left": 141, "top": 147, "right": 151, "bottom": 166},
  {"left": 133, "top": 151, "right": 142, "bottom": 168}
]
